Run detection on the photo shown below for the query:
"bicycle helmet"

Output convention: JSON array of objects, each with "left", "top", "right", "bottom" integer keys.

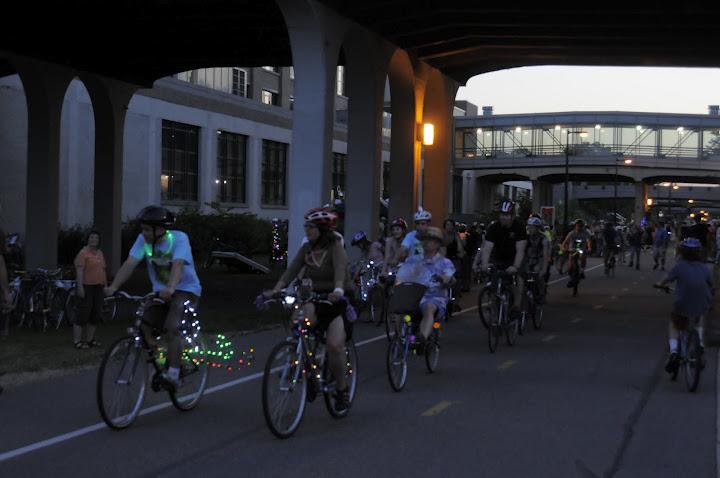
[
  {"left": 499, "top": 201, "right": 515, "bottom": 214},
  {"left": 527, "top": 217, "right": 542, "bottom": 227},
  {"left": 574, "top": 218, "right": 585, "bottom": 227},
  {"left": 414, "top": 207, "right": 432, "bottom": 222},
  {"left": 305, "top": 207, "right": 338, "bottom": 228},
  {"left": 390, "top": 217, "right": 408, "bottom": 231},
  {"left": 136, "top": 206, "right": 175, "bottom": 227},
  {"left": 351, "top": 231, "right": 367, "bottom": 246},
  {"left": 680, "top": 237, "right": 702, "bottom": 249}
]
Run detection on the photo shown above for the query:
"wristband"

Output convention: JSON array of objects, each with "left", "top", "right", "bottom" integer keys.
[{"left": 333, "top": 287, "right": 345, "bottom": 297}]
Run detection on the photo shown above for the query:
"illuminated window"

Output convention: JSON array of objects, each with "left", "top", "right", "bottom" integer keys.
[{"left": 261, "top": 90, "right": 278, "bottom": 106}]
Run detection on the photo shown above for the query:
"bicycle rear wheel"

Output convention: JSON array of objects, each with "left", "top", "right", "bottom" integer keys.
[
  {"left": 324, "top": 340, "right": 359, "bottom": 418},
  {"left": 684, "top": 331, "right": 702, "bottom": 392},
  {"left": 425, "top": 327, "right": 440, "bottom": 373},
  {"left": 170, "top": 333, "right": 209, "bottom": 411},
  {"left": 262, "top": 340, "right": 307, "bottom": 439},
  {"left": 97, "top": 336, "right": 148, "bottom": 429},
  {"left": 386, "top": 337, "right": 408, "bottom": 391},
  {"left": 505, "top": 308, "right": 519, "bottom": 346},
  {"left": 532, "top": 302, "right": 544, "bottom": 330},
  {"left": 368, "top": 285, "right": 385, "bottom": 326}
]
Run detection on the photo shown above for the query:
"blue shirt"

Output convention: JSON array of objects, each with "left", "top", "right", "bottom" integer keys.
[
  {"left": 129, "top": 230, "right": 202, "bottom": 297},
  {"left": 665, "top": 260, "right": 712, "bottom": 318},
  {"left": 397, "top": 252, "right": 456, "bottom": 298},
  {"left": 401, "top": 230, "right": 424, "bottom": 257},
  {"left": 654, "top": 229, "right": 669, "bottom": 248}
]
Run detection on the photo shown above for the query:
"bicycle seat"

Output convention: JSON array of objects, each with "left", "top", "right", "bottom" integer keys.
[{"left": 388, "top": 283, "right": 427, "bottom": 315}]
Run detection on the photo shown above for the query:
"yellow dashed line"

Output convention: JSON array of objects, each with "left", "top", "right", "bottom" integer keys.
[
  {"left": 421, "top": 400, "right": 454, "bottom": 417},
  {"left": 497, "top": 360, "right": 517, "bottom": 371}
]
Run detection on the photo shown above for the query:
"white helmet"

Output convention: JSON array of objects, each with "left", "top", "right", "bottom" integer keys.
[
  {"left": 414, "top": 207, "right": 432, "bottom": 222},
  {"left": 527, "top": 217, "right": 542, "bottom": 227}
]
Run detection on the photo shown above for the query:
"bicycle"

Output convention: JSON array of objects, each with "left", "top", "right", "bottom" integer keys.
[
  {"left": 385, "top": 283, "right": 441, "bottom": 391},
  {"left": 480, "top": 267, "right": 519, "bottom": 353},
  {"left": 654, "top": 285, "right": 704, "bottom": 392},
  {"left": 520, "top": 270, "right": 545, "bottom": 333},
  {"left": 260, "top": 285, "right": 358, "bottom": 439},
  {"left": 604, "top": 245, "right": 618, "bottom": 277},
  {"left": 356, "top": 260, "right": 385, "bottom": 326},
  {"left": 96, "top": 291, "right": 209, "bottom": 429}
]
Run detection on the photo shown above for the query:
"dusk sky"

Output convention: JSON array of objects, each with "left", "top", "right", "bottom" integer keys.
[{"left": 456, "top": 66, "right": 720, "bottom": 115}]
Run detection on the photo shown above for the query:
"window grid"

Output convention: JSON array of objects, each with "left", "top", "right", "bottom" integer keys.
[
  {"left": 217, "top": 131, "right": 248, "bottom": 203},
  {"left": 161, "top": 120, "right": 199, "bottom": 202},
  {"left": 262, "top": 140, "right": 288, "bottom": 206}
]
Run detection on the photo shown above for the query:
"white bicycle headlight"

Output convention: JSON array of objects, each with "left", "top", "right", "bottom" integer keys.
[{"left": 284, "top": 296, "right": 296, "bottom": 305}]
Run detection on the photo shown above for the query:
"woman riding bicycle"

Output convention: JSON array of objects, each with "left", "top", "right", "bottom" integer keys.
[
  {"left": 381, "top": 218, "right": 407, "bottom": 277},
  {"left": 264, "top": 206, "right": 353, "bottom": 411},
  {"left": 655, "top": 237, "right": 713, "bottom": 375},
  {"left": 561, "top": 219, "right": 591, "bottom": 288}
]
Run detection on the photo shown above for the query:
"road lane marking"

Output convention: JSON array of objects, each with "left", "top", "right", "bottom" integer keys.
[
  {"left": 421, "top": 400, "right": 454, "bottom": 417},
  {"left": 622, "top": 288, "right": 629, "bottom": 292},
  {"left": 610, "top": 296, "right": 617, "bottom": 300},
  {"left": 571, "top": 317, "right": 583, "bottom": 324},
  {"left": 497, "top": 360, "right": 517, "bottom": 371},
  {"left": 593, "top": 304, "right": 604, "bottom": 310},
  {"left": 542, "top": 335, "right": 556, "bottom": 342}
]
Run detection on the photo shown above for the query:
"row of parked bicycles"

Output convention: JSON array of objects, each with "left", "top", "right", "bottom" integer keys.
[{"left": 2, "top": 268, "right": 117, "bottom": 333}]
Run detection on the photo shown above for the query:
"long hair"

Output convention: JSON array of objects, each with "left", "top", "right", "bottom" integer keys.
[{"left": 309, "top": 225, "right": 337, "bottom": 250}]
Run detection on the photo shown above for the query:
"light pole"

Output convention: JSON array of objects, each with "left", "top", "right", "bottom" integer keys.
[
  {"left": 564, "top": 129, "right": 588, "bottom": 235},
  {"left": 614, "top": 156, "right": 633, "bottom": 225}
]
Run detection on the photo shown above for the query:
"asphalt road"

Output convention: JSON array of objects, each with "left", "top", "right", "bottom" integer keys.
[{"left": 0, "top": 257, "right": 717, "bottom": 478}]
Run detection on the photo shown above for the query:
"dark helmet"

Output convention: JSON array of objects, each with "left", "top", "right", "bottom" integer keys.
[
  {"left": 574, "top": 218, "right": 585, "bottom": 227},
  {"left": 137, "top": 206, "right": 175, "bottom": 228}
]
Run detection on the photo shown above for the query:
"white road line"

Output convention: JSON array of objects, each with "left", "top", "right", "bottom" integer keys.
[
  {"left": 542, "top": 335, "right": 556, "bottom": 342},
  {"left": 0, "top": 261, "right": 609, "bottom": 463}
]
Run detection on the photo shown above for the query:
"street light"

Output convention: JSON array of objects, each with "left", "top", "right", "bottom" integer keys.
[
  {"left": 564, "top": 129, "right": 588, "bottom": 235},
  {"left": 613, "top": 155, "right": 632, "bottom": 225}
]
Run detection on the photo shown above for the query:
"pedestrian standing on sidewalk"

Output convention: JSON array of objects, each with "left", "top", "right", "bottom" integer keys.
[{"left": 72, "top": 230, "right": 107, "bottom": 349}]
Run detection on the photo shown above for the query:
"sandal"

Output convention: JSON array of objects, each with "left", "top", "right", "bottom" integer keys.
[
  {"left": 74, "top": 341, "right": 89, "bottom": 349},
  {"left": 87, "top": 339, "right": 102, "bottom": 348}
]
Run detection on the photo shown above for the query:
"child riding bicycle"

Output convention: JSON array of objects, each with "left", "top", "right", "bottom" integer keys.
[{"left": 655, "top": 237, "right": 713, "bottom": 375}]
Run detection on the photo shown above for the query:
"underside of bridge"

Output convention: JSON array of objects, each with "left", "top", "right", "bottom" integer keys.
[{"left": 4, "top": 1, "right": 720, "bottom": 268}]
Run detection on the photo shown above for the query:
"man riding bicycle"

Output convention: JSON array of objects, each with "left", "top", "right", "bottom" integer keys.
[
  {"left": 395, "top": 227, "right": 455, "bottom": 347},
  {"left": 562, "top": 219, "right": 591, "bottom": 288},
  {"left": 105, "top": 206, "right": 202, "bottom": 389},
  {"left": 476, "top": 200, "right": 528, "bottom": 321},
  {"left": 602, "top": 222, "right": 619, "bottom": 271},
  {"left": 524, "top": 216, "right": 550, "bottom": 304},
  {"left": 397, "top": 207, "right": 432, "bottom": 261}
]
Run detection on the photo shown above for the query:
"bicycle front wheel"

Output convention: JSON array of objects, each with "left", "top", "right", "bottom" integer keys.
[
  {"left": 262, "top": 341, "right": 307, "bottom": 439},
  {"left": 425, "top": 328, "right": 440, "bottom": 373},
  {"left": 170, "top": 333, "right": 209, "bottom": 411},
  {"left": 324, "top": 340, "right": 359, "bottom": 419},
  {"left": 478, "top": 287, "right": 492, "bottom": 329},
  {"left": 684, "top": 331, "right": 702, "bottom": 392},
  {"left": 387, "top": 337, "right": 408, "bottom": 391},
  {"left": 532, "top": 302, "right": 544, "bottom": 330},
  {"left": 97, "top": 336, "right": 148, "bottom": 430},
  {"left": 487, "top": 298, "right": 501, "bottom": 353}
]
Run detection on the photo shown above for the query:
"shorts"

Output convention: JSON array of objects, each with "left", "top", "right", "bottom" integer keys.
[
  {"left": 419, "top": 294, "right": 447, "bottom": 319},
  {"left": 313, "top": 298, "right": 353, "bottom": 340},
  {"left": 142, "top": 291, "right": 199, "bottom": 333}
]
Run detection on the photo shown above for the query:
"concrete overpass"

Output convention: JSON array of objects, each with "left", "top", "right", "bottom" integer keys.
[{"left": 5, "top": 2, "right": 720, "bottom": 268}]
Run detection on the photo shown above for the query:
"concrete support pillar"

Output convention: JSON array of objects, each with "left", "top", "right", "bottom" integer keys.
[
  {"left": 475, "top": 178, "right": 496, "bottom": 214},
  {"left": 14, "top": 58, "right": 74, "bottom": 269},
  {"left": 633, "top": 181, "right": 648, "bottom": 223},
  {"left": 198, "top": 120, "right": 218, "bottom": 212},
  {"left": 246, "top": 136, "right": 263, "bottom": 212},
  {"left": 343, "top": 30, "right": 390, "bottom": 255},
  {"left": 277, "top": 0, "right": 347, "bottom": 252},
  {"left": 81, "top": 74, "right": 137, "bottom": 273},
  {"left": 422, "top": 71, "right": 458, "bottom": 225},
  {"left": 532, "top": 179, "right": 553, "bottom": 214},
  {"left": 387, "top": 50, "right": 418, "bottom": 224}
]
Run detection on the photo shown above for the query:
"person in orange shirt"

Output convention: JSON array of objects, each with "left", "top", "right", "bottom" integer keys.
[{"left": 73, "top": 231, "right": 107, "bottom": 349}]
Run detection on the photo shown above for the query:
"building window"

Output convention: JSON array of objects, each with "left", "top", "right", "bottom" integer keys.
[
  {"left": 336, "top": 65, "right": 346, "bottom": 96},
  {"left": 382, "top": 161, "right": 390, "bottom": 199},
  {"left": 262, "top": 140, "right": 288, "bottom": 206},
  {"left": 332, "top": 153, "right": 346, "bottom": 201},
  {"left": 261, "top": 90, "right": 278, "bottom": 106},
  {"left": 231, "top": 68, "right": 247, "bottom": 97},
  {"left": 161, "top": 120, "right": 199, "bottom": 202},
  {"left": 262, "top": 66, "right": 279, "bottom": 73},
  {"left": 217, "top": 131, "right": 247, "bottom": 203}
]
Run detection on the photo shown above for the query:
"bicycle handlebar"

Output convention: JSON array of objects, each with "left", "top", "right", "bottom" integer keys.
[{"left": 114, "top": 291, "right": 164, "bottom": 303}]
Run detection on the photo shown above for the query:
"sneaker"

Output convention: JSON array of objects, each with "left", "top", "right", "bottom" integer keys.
[
  {"left": 665, "top": 352, "right": 679, "bottom": 374},
  {"left": 160, "top": 371, "right": 182, "bottom": 391},
  {"left": 334, "top": 387, "right": 350, "bottom": 412}
]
